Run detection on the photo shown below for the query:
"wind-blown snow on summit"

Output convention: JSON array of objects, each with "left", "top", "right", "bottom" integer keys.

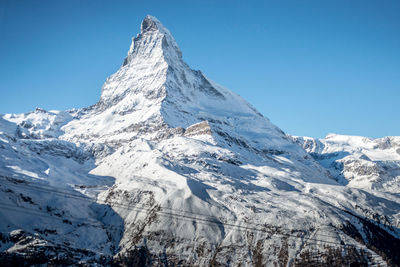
[{"left": 0, "top": 16, "right": 399, "bottom": 266}]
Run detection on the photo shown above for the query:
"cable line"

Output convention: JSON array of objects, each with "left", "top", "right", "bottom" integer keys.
[
  {"left": 0, "top": 175, "right": 344, "bottom": 240},
  {"left": 0, "top": 201, "right": 363, "bottom": 249}
]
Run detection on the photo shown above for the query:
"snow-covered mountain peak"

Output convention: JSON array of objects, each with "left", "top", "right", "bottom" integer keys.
[
  {"left": 141, "top": 15, "right": 161, "bottom": 32},
  {"left": 140, "top": 15, "right": 169, "bottom": 35},
  {"left": 71, "top": 15, "right": 297, "bottom": 156},
  {"left": 96, "top": 15, "right": 181, "bottom": 111},
  {"left": 122, "top": 15, "right": 182, "bottom": 68}
]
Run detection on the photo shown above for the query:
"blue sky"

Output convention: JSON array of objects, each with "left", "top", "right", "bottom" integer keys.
[{"left": 0, "top": 0, "right": 399, "bottom": 138}]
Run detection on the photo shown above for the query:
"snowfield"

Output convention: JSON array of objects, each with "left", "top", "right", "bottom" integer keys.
[{"left": 0, "top": 15, "right": 399, "bottom": 266}]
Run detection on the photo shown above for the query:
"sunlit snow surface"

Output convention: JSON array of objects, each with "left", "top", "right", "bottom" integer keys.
[
  {"left": 292, "top": 134, "right": 400, "bottom": 192},
  {"left": 0, "top": 15, "right": 399, "bottom": 265}
]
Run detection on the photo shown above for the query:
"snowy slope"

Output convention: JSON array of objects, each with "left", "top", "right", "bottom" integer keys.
[
  {"left": 0, "top": 15, "right": 399, "bottom": 266},
  {"left": 292, "top": 134, "right": 400, "bottom": 193}
]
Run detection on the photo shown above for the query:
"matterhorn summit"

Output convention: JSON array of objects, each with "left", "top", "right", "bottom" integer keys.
[{"left": 0, "top": 15, "right": 399, "bottom": 266}]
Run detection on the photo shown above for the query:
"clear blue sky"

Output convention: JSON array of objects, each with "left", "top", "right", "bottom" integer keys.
[{"left": 0, "top": 0, "right": 399, "bottom": 138}]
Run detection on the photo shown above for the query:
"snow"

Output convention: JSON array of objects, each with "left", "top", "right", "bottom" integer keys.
[
  {"left": 6, "top": 165, "right": 45, "bottom": 180},
  {"left": 292, "top": 134, "right": 400, "bottom": 192},
  {"left": 0, "top": 15, "right": 399, "bottom": 265}
]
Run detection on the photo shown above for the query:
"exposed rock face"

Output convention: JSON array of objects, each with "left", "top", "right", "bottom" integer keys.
[
  {"left": 184, "top": 121, "right": 212, "bottom": 137},
  {"left": 0, "top": 15, "right": 399, "bottom": 266}
]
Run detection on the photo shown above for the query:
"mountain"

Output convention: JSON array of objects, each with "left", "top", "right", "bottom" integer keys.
[
  {"left": 291, "top": 134, "right": 400, "bottom": 193},
  {"left": 0, "top": 15, "right": 399, "bottom": 266}
]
